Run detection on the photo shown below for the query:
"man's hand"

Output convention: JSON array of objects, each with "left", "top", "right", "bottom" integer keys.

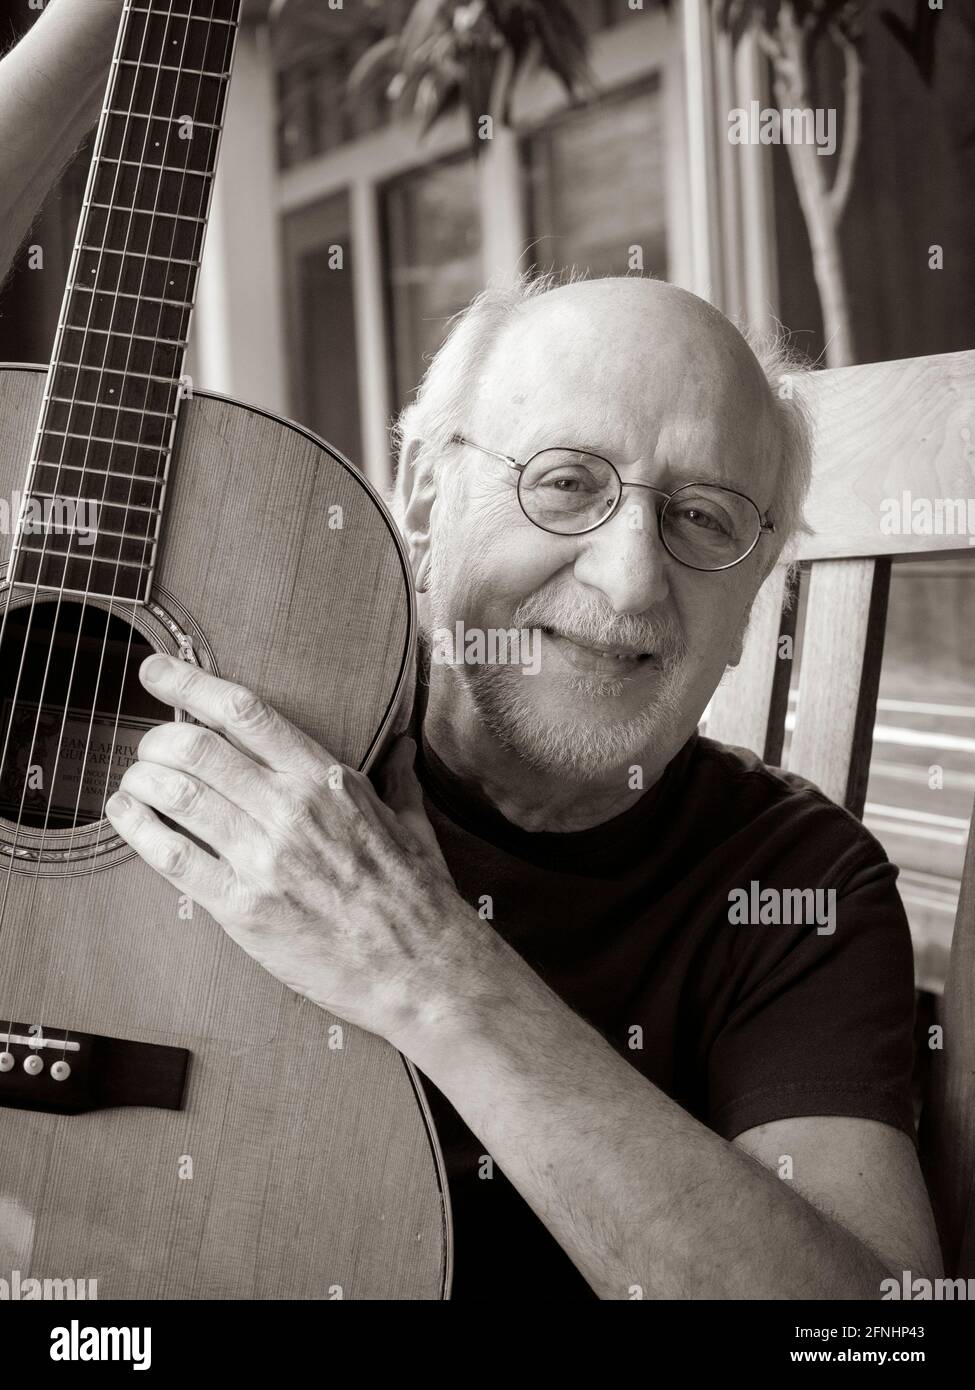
[{"left": 105, "top": 653, "right": 479, "bottom": 1043}]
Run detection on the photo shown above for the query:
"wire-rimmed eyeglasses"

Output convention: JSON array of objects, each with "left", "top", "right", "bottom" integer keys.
[{"left": 449, "top": 435, "right": 775, "bottom": 573}]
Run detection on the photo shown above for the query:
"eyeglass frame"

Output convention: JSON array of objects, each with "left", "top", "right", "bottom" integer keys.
[{"left": 448, "top": 434, "right": 776, "bottom": 573}]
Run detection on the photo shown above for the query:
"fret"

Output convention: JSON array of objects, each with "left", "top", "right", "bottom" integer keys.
[
  {"left": 123, "top": 7, "right": 237, "bottom": 72},
  {"left": 49, "top": 370, "right": 178, "bottom": 417},
  {"left": 111, "top": 64, "right": 227, "bottom": 128},
  {"left": 105, "top": 108, "right": 222, "bottom": 132},
  {"left": 99, "top": 113, "right": 220, "bottom": 173},
  {"left": 97, "top": 159, "right": 214, "bottom": 179},
  {"left": 65, "top": 286, "right": 190, "bottom": 343},
  {"left": 29, "top": 490, "right": 160, "bottom": 523},
  {"left": 30, "top": 463, "right": 163, "bottom": 509},
  {"left": 57, "top": 329, "right": 183, "bottom": 382},
  {"left": 48, "top": 396, "right": 175, "bottom": 422},
  {"left": 73, "top": 247, "right": 196, "bottom": 306},
  {"left": 55, "top": 360, "right": 182, "bottom": 389},
  {"left": 88, "top": 202, "right": 206, "bottom": 223},
  {"left": 44, "top": 401, "right": 173, "bottom": 450},
  {"left": 83, "top": 206, "right": 205, "bottom": 263},
  {"left": 91, "top": 162, "right": 210, "bottom": 221},
  {"left": 79, "top": 244, "right": 200, "bottom": 267},
  {"left": 19, "top": 528, "right": 156, "bottom": 570},
  {"left": 11, "top": 552, "right": 151, "bottom": 604},
  {"left": 36, "top": 430, "right": 170, "bottom": 475},
  {"left": 118, "top": 60, "right": 231, "bottom": 80},
  {"left": 128, "top": 0, "right": 240, "bottom": 21},
  {"left": 129, "top": 3, "right": 239, "bottom": 23},
  {"left": 69, "top": 285, "right": 193, "bottom": 311}
]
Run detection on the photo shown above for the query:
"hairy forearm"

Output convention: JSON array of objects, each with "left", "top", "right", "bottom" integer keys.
[
  {"left": 0, "top": 0, "right": 122, "bottom": 280},
  {"left": 401, "top": 936, "right": 895, "bottom": 1300}
]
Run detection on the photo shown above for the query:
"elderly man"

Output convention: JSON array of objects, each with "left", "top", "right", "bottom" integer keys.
[{"left": 0, "top": 0, "right": 942, "bottom": 1302}]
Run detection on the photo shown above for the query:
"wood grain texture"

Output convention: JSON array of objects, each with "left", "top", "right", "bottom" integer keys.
[
  {"left": 705, "top": 348, "right": 975, "bottom": 1273},
  {"left": 704, "top": 564, "right": 794, "bottom": 761},
  {"left": 0, "top": 367, "right": 449, "bottom": 1299},
  {"left": 787, "top": 558, "right": 891, "bottom": 814},
  {"left": 794, "top": 349, "right": 975, "bottom": 562},
  {"left": 922, "top": 815, "right": 975, "bottom": 1277}
]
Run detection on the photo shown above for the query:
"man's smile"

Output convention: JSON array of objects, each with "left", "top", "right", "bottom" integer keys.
[{"left": 540, "top": 626, "right": 657, "bottom": 676}]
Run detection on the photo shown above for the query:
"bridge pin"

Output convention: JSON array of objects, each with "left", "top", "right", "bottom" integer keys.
[
  {"left": 23, "top": 1054, "right": 44, "bottom": 1076},
  {"left": 0, "top": 1052, "right": 13, "bottom": 1072},
  {"left": 51, "top": 1060, "right": 71, "bottom": 1082}
]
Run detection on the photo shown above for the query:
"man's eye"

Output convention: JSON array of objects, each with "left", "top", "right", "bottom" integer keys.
[
  {"left": 672, "top": 505, "right": 731, "bottom": 535},
  {"left": 538, "top": 469, "right": 601, "bottom": 494}
]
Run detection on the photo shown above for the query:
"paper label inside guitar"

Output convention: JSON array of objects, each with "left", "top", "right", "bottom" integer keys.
[{"left": 0, "top": 700, "right": 156, "bottom": 823}]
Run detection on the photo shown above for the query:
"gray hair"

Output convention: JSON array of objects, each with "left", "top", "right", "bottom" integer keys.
[{"left": 391, "top": 272, "right": 815, "bottom": 551}]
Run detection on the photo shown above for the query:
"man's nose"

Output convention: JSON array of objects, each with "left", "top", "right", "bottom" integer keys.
[{"left": 570, "top": 495, "right": 672, "bottom": 614}]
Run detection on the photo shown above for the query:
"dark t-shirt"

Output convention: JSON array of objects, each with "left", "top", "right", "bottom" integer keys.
[{"left": 415, "top": 729, "right": 917, "bottom": 1301}]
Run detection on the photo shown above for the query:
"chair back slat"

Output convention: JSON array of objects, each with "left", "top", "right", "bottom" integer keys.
[
  {"left": 704, "top": 564, "right": 792, "bottom": 761},
  {"left": 787, "top": 557, "right": 891, "bottom": 815},
  {"left": 922, "top": 817, "right": 975, "bottom": 1276},
  {"left": 793, "top": 349, "right": 975, "bottom": 563},
  {"left": 706, "top": 346, "right": 975, "bottom": 1274}
]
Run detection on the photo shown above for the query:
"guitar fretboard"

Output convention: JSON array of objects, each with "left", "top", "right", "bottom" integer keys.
[{"left": 12, "top": 0, "right": 242, "bottom": 603}]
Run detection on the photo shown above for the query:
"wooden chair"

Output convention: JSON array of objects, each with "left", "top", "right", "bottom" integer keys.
[{"left": 705, "top": 348, "right": 975, "bottom": 1279}]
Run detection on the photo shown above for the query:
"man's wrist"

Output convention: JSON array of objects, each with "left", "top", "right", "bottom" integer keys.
[{"left": 389, "top": 916, "right": 528, "bottom": 1078}]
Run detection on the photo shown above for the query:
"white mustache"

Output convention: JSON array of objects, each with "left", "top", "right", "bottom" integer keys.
[{"left": 512, "top": 589, "right": 686, "bottom": 663}]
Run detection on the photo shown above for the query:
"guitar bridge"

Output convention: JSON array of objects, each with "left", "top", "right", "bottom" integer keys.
[{"left": 0, "top": 1019, "right": 190, "bottom": 1115}]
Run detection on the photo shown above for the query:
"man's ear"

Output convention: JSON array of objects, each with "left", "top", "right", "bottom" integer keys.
[{"left": 394, "top": 438, "right": 438, "bottom": 589}]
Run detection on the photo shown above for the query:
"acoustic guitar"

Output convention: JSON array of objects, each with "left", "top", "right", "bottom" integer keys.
[{"left": 0, "top": 0, "right": 449, "bottom": 1298}]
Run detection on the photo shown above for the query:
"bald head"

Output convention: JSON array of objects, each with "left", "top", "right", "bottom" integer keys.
[{"left": 394, "top": 274, "right": 811, "bottom": 550}]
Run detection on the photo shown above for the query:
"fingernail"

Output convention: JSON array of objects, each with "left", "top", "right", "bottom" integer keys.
[
  {"left": 141, "top": 655, "right": 169, "bottom": 684},
  {"left": 106, "top": 792, "right": 130, "bottom": 814}
]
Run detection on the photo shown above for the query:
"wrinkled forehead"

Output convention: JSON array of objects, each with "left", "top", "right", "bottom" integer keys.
[{"left": 466, "top": 282, "right": 779, "bottom": 497}]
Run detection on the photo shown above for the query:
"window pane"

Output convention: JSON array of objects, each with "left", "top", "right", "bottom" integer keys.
[
  {"left": 860, "top": 560, "right": 975, "bottom": 994},
  {"left": 382, "top": 156, "right": 482, "bottom": 410},
  {"left": 778, "top": 559, "right": 975, "bottom": 996},
  {"left": 523, "top": 82, "right": 667, "bottom": 279},
  {"left": 282, "top": 193, "right": 362, "bottom": 467}
]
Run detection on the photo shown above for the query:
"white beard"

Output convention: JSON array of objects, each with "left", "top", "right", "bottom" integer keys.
[{"left": 423, "top": 569, "right": 689, "bottom": 778}]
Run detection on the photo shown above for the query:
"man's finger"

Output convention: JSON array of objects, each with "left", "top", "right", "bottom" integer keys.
[
  {"left": 375, "top": 736, "right": 447, "bottom": 866},
  {"left": 137, "top": 720, "right": 272, "bottom": 820},
  {"left": 139, "top": 654, "right": 335, "bottom": 777},
  {"left": 119, "top": 760, "right": 263, "bottom": 865},
  {"left": 105, "top": 789, "right": 237, "bottom": 912}
]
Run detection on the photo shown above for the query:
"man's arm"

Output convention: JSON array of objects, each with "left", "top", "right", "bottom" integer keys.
[
  {"left": 0, "top": 0, "right": 122, "bottom": 283},
  {"left": 106, "top": 656, "right": 944, "bottom": 1302},
  {"left": 401, "top": 942, "right": 943, "bottom": 1300}
]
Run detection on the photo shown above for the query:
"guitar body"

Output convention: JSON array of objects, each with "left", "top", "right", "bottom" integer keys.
[{"left": 0, "top": 365, "right": 450, "bottom": 1298}]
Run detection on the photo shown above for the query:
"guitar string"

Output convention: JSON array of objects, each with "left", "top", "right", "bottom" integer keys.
[
  {"left": 0, "top": 0, "right": 183, "bottom": 1052},
  {"left": 56, "top": 0, "right": 230, "bottom": 960},
  {"left": 40, "top": 2, "right": 219, "bottom": 865},
  {"left": 31, "top": 0, "right": 225, "bottom": 1056},
  {"left": 23, "top": 0, "right": 232, "bottom": 1069},
  {"left": 0, "top": 0, "right": 166, "bottom": 1050}
]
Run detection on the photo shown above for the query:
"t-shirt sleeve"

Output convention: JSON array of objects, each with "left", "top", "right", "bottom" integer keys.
[{"left": 706, "top": 852, "right": 918, "bottom": 1144}]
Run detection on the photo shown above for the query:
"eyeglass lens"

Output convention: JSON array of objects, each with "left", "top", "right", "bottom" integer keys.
[{"left": 518, "top": 449, "right": 761, "bottom": 568}]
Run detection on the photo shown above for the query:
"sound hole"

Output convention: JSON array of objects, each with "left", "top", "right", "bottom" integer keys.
[{"left": 0, "top": 601, "right": 171, "bottom": 831}]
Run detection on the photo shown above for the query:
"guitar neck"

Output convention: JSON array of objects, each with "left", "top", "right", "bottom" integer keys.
[{"left": 12, "top": 0, "right": 242, "bottom": 604}]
